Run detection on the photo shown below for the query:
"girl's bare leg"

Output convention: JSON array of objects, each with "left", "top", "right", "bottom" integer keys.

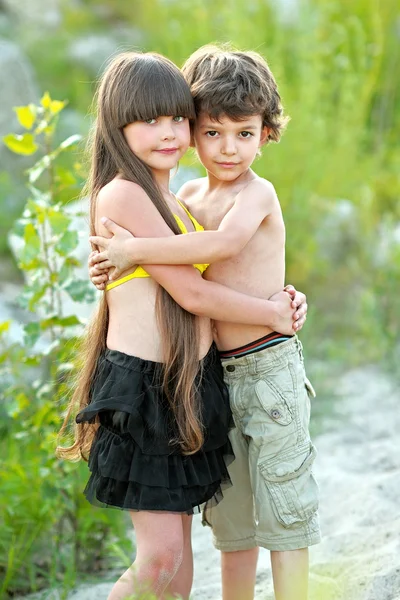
[
  {"left": 164, "top": 514, "right": 193, "bottom": 599},
  {"left": 107, "top": 511, "right": 184, "bottom": 600}
]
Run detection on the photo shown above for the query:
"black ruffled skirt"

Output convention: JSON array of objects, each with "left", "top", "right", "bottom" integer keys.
[{"left": 76, "top": 344, "right": 234, "bottom": 514}]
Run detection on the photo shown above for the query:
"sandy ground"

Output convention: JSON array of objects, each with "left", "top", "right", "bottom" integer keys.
[{"left": 24, "top": 366, "right": 400, "bottom": 600}]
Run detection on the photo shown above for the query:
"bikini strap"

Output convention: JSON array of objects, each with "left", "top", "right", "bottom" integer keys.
[{"left": 176, "top": 198, "right": 202, "bottom": 231}]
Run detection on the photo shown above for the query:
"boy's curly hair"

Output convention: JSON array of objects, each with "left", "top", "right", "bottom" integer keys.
[{"left": 182, "top": 44, "right": 289, "bottom": 142}]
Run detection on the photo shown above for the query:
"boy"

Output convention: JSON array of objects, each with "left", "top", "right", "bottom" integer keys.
[{"left": 89, "top": 45, "right": 320, "bottom": 600}]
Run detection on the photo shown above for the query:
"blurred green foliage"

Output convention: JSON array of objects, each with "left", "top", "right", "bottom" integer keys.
[
  {"left": 1, "top": 0, "right": 397, "bottom": 365},
  {"left": 0, "top": 96, "right": 133, "bottom": 597}
]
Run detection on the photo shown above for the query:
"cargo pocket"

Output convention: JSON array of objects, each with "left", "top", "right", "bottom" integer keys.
[
  {"left": 255, "top": 379, "right": 293, "bottom": 427},
  {"left": 258, "top": 443, "right": 319, "bottom": 528}
]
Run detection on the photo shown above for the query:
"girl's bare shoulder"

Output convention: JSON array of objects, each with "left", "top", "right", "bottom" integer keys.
[{"left": 97, "top": 178, "right": 150, "bottom": 210}]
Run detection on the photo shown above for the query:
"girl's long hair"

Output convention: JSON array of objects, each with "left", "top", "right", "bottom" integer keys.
[{"left": 57, "top": 52, "right": 203, "bottom": 461}]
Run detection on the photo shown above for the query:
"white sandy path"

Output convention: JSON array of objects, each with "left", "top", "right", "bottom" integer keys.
[{"left": 26, "top": 366, "right": 400, "bottom": 600}]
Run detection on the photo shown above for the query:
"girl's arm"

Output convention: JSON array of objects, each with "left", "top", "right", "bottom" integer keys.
[
  {"left": 89, "top": 180, "right": 276, "bottom": 274},
  {"left": 94, "top": 179, "right": 300, "bottom": 334}
]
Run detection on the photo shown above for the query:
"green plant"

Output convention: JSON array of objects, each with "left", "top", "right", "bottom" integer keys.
[{"left": 0, "top": 94, "right": 133, "bottom": 597}]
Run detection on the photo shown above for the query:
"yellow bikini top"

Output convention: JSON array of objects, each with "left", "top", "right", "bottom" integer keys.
[{"left": 106, "top": 199, "right": 208, "bottom": 291}]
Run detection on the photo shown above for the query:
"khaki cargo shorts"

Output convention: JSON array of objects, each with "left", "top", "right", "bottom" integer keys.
[{"left": 203, "top": 336, "right": 321, "bottom": 552}]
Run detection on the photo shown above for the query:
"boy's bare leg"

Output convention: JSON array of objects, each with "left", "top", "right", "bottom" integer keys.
[
  {"left": 221, "top": 547, "right": 259, "bottom": 600},
  {"left": 270, "top": 548, "right": 309, "bottom": 600}
]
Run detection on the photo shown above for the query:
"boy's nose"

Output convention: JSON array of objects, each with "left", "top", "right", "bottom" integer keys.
[{"left": 221, "top": 137, "right": 237, "bottom": 155}]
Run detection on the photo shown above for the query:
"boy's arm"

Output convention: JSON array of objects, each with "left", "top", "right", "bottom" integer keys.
[
  {"left": 89, "top": 180, "right": 276, "bottom": 274},
  {"left": 94, "top": 180, "right": 300, "bottom": 334}
]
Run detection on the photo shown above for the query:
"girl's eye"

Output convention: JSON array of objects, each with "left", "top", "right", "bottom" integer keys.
[
  {"left": 173, "top": 116, "right": 185, "bottom": 123},
  {"left": 239, "top": 131, "right": 253, "bottom": 138},
  {"left": 206, "top": 131, "right": 219, "bottom": 137},
  {"left": 145, "top": 118, "right": 157, "bottom": 124}
]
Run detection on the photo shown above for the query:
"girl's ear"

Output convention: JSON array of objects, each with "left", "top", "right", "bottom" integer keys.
[{"left": 259, "top": 126, "right": 271, "bottom": 147}]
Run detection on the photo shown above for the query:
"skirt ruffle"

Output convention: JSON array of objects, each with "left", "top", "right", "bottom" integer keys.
[{"left": 76, "top": 344, "right": 234, "bottom": 514}]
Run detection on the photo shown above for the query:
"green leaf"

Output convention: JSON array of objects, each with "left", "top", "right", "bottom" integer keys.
[
  {"left": 64, "top": 280, "right": 96, "bottom": 303},
  {"left": 23, "top": 322, "right": 41, "bottom": 347},
  {"left": 55, "top": 230, "right": 78, "bottom": 256},
  {"left": 55, "top": 166, "right": 76, "bottom": 187},
  {"left": 3, "top": 133, "right": 38, "bottom": 155},
  {"left": 48, "top": 209, "right": 70, "bottom": 234},
  {"left": 41, "top": 315, "right": 81, "bottom": 329},
  {"left": 19, "top": 224, "right": 41, "bottom": 267},
  {"left": 9, "top": 393, "right": 30, "bottom": 418},
  {"left": 28, "top": 285, "right": 48, "bottom": 312},
  {"left": 22, "top": 355, "right": 41, "bottom": 367},
  {"left": 24, "top": 222, "right": 41, "bottom": 245},
  {"left": 25, "top": 198, "right": 48, "bottom": 224},
  {"left": 14, "top": 105, "right": 36, "bottom": 130}
]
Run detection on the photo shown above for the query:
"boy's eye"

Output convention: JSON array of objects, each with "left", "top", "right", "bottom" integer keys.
[
  {"left": 239, "top": 131, "right": 253, "bottom": 138},
  {"left": 206, "top": 131, "right": 219, "bottom": 137},
  {"left": 144, "top": 118, "right": 157, "bottom": 124},
  {"left": 173, "top": 116, "right": 185, "bottom": 123}
]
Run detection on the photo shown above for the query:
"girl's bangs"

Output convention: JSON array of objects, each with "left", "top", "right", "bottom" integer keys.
[{"left": 124, "top": 63, "right": 195, "bottom": 124}]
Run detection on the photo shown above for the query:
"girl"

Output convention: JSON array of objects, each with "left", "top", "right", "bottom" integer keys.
[{"left": 57, "top": 52, "right": 302, "bottom": 600}]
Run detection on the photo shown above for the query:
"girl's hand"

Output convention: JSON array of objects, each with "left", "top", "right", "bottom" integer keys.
[
  {"left": 268, "top": 290, "right": 298, "bottom": 335},
  {"left": 89, "top": 217, "right": 137, "bottom": 280},
  {"left": 88, "top": 250, "right": 109, "bottom": 291},
  {"left": 284, "top": 284, "right": 308, "bottom": 332}
]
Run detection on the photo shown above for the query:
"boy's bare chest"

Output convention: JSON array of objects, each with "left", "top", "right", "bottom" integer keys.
[
  {"left": 185, "top": 192, "right": 235, "bottom": 231},
  {"left": 184, "top": 186, "right": 285, "bottom": 296}
]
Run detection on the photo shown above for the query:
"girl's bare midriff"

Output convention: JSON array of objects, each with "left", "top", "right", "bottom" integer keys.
[{"left": 106, "top": 277, "right": 213, "bottom": 361}]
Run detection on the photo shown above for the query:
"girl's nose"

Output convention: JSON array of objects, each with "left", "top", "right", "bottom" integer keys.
[{"left": 161, "top": 119, "right": 175, "bottom": 140}]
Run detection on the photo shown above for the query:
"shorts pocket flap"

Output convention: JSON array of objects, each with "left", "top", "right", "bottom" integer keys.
[
  {"left": 259, "top": 443, "right": 317, "bottom": 483},
  {"left": 258, "top": 443, "right": 319, "bottom": 527}
]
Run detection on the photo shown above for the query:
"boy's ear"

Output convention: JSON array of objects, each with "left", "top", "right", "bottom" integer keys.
[{"left": 259, "top": 126, "right": 271, "bottom": 147}]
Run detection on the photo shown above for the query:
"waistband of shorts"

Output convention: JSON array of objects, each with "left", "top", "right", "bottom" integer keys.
[
  {"left": 104, "top": 342, "right": 218, "bottom": 374},
  {"left": 220, "top": 335, "right": 303, "bottom": 378}
]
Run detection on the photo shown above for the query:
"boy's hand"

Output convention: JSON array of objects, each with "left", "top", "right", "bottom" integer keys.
[
  {"left": 88, "top": 250, "right": 108, "bottom": 291},
  {"left": 89, "top": 217, "right": 136, "bottom": 280},
  {"left": 269, "top": 290, "right": 299, "bottom": 335},
  {"left": 284, "top": 284, "right": 308, "bottom": 332}
]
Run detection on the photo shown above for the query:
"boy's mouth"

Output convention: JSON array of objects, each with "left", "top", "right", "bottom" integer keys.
[{"left": 217, "top": 162, "right": 239, "bottom": 168}]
